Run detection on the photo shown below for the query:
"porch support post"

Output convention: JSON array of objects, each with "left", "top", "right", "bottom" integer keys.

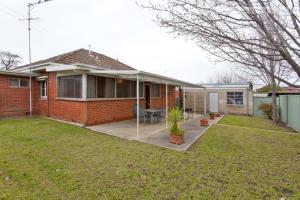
[
  {"left": 165, "top": 82, "right": 168, "bottom": 128},
  {"left": 82, "top": 73, "right": 87, "bottom": 100},
  {"left": 183, "top": 86, "right": 186, "bottom": 121},
  {"left": 136, "top": 74, "right": 140, "bottom": 139},
  {"left": 204, "top": 88, "right": 207, "bottom": 116},
  {"left": 193, "top": 90, "right": 196, "bottom": 118}
]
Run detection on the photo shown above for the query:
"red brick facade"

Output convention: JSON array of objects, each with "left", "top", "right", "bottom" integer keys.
[
  {"left": 0, "top": 75, "right": 30, "bottom": 118},
  {"left": 0, "top": 73, "right": 177, "bottom": 125}
]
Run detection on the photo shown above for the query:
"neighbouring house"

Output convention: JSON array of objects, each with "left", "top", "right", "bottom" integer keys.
[
  {"left": 0, "top": 48, "right": 198, "bottom": 125},
  {"left": 185, "top": 83, "right": 254, "bottom": 115}
]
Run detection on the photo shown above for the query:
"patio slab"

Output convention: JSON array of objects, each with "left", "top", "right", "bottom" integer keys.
[{"left": 86, "top": 115, "right": 223, "bottom": 151}]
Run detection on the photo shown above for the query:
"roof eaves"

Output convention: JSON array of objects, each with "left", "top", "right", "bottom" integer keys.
[{"left": 0, "top": 70, "right": 38, "bottom": 77}]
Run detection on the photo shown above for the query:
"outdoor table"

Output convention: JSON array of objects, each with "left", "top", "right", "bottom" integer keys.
[{"left": 145, "top": 109, "right": 161, "bottom": 123}]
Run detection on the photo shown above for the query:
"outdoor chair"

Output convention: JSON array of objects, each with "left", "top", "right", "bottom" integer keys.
[
  {"left": 133, "top": 104, "right": 151, "bottom": 123},
  {"left": 153, "top": 109, "right": 166, "bottom": 123}
]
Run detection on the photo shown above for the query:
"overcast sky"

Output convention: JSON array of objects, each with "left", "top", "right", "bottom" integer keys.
[{"left": 0, "top": 0, "right": 234, "bottom": 83}]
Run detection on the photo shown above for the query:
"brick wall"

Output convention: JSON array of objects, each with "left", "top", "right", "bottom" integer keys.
[
  {"left": 44, "top": 73, "right": 85, "bottom": 124},
  {"left": 0, "top": 75, "right": 30, "bottom": 118},
  {"left": 86, "top": 99, "right": 145, "bottom": 125}
]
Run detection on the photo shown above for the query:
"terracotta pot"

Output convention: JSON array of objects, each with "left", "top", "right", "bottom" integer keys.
[
  {"left": 200, "top": 119, "right": 209, "bottom": 127},
  {"left": 169, "top": 134, "right": 184, "bottom": 145}
]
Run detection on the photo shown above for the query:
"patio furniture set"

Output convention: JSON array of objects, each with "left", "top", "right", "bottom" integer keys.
[{"left": 134, "top": 104, "right": 166, "bottom": 123}]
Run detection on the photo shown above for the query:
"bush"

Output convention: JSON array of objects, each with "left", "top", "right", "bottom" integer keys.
[
  {"left": 168, "top": 107, "right": 184, "bottom": 136},
  {"left": 259, "top": 103, "right": 273, "bottom": 119}
]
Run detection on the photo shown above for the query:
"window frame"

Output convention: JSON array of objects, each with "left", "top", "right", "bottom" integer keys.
[
  {"left": 87, "top": 75, "right": 116, "bottom": 99},
  {"left": 40, "top": 80, "right": 47, "bottom": 99},
  {"left": 87, "top": 75, "right": 144, "bottom": 100},
  {"left": 226, "top": 92, "right": 244, "bottom": 106},
  {"left": 150, "top": 84, "right": 161, "bottom": 98},
  {"left": 56, "top": 74, "right": 83, "bottom": 99},
  {"left": 56, "top": 73, "right": 147, "bottom": 101},
  {"left": 9, "top": 78, "right": 29, "bottom": 88}
]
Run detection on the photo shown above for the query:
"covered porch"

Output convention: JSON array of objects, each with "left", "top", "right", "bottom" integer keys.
[{"left": 84, "top": 70, "right": 215, "bottom": 150}]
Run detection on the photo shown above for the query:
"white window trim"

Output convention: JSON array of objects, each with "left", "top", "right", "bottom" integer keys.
[
  {"left": 40, "top": 81, "right": 47, "bottom": 99},
  {"left": 56, "top": 74, "right": 147, "bottom": 100},
  {"left": 56, "top": 74, "right": 83, "bottom": 99},
  {"left": 9, "top": 78, "right": 29, "bottom": 88},
  {"left": 227, "top": 92, "right": 244, "bottom": 106}
]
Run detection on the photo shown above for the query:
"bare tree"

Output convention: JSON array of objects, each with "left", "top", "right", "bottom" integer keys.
[
  {"left": 0, "top": 51, "right": 22, "bottom": 70},
  {"left": 142, "top": 0, "right": 300, "bottom": 88},
  {"left": 209, "top": 70, "right": 252, "bottom": 84}
]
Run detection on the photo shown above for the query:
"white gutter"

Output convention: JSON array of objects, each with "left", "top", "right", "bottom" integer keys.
[{"left": 0, "top": 70, "right": 38, "bottom": 77}]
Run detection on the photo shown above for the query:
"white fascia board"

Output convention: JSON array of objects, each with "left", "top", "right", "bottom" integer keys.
[
  {"left": 138, "top": 70, "right": 201, "bottom": 88},
  {"left": 13, "top": 62, "right": 57, "bottom": 72},
  {"left": 204, "top": 87, "right": 250, "bottom": 90},
  {"left": 88, "top": 70, "right": 139, "bottom": 75},
  {"left": 45, "top": 64, "right": 81, "bottom": 72},
  {"left": 87, "top": 69, "right": 200, "bottom": 87},
  {"left": 72, "top": 63, "right": 105, "bottom": 70},
  {"left": 0, "top": 70, "right": 38, "bottom": 77}
]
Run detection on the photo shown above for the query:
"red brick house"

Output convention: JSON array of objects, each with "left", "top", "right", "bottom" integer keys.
[{"left": 0, "top": 49, "right": 196, "bottom": 126}]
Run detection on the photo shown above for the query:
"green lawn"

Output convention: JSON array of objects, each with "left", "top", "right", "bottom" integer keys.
[
  {"left": 0, "top": 116, "right": 299, "bottom": 199},
  {"left": 219, "top": 114, "right": 293, "bottom": 132}
]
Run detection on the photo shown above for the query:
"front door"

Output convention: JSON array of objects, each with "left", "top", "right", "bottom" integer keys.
[
  {"left": 145, "top": 84, "right": 151, "bottom": 109},
  {"left": 209, "top": 93, "right": 219, "bottom": 113}
]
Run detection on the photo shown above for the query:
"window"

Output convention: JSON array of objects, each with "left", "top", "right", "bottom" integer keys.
[
  {"left": 57, "top": 75, "right": 82, "bottom": 98},
  {"left": 40, "top": 81, "right": 47, "bottom": 98},
  {"left": 87, "top": 76, "right": 115, "bottom": 98},
  {"left": 116, "top": 79, "right": 143, "bottom": 98},
  {"left": 151, "top": 84, "right": 160, "bottom": 97},
  {"left": 9, "top": 78, "right": 29, "bottom": 87},
  {"left": 227, "top": 92, "right": 243, "bottom": 105}
]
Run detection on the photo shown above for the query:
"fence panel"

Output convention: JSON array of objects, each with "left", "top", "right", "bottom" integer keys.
[
  {"left": 253, "top": 97, "right": 272, "bottom": 118},
  {"left": 253, "top": 95, "right": 300, "bottom": 132},
  {"left": 287, "top": 96, "right": 300, "bottom": 132},
  {"left": 279, "top": 95, "right": 288, "bottom": 123}
]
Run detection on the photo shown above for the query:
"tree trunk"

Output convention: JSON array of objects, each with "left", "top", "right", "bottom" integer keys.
[
  {"left": 270, "top": 62, "right": 277, "bottom": 123},
  {"left": 271, "top": 83, "right": 277, "bottom": 123}
]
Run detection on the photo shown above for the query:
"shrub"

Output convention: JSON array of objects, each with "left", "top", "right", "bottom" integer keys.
[
  {"left": 259, "top": 103, "right": 273, "bottom": 119},
  {"left": 168, "top": 107, "right": 184, "bottom": 136}
]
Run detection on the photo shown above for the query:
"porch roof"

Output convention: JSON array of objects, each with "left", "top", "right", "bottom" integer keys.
[
  {"left": 15, "top": 62, "right": 202, "bottom": 88},
  {"left": 87, "top": 70, "right": 202, "bottom": 88}
]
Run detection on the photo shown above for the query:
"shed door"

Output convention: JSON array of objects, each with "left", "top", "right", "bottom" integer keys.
[{"left": 209, "top": 93, "right": 219, "bottom": 113}]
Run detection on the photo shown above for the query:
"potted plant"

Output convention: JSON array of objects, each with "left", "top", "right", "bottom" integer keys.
[
  {"left": 216, "top": 113, "right": 221, "bottom": 117},
  {"left": 168, "top": 107, "right": 184, "bottom": 145},
  {"left": 209, "top": 112, "right": 216, "bottom": 120},
  {"left": 200, "top": 118, "right": 209, "bottom": 127}
]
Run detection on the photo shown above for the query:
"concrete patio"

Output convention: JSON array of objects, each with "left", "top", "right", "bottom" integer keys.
[{"left": 86, "top": 115, "right": 223, "bottom": 151}]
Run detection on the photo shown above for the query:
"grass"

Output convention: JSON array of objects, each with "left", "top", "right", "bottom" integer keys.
[
  {"left": 219, "top": 114, "right": 293, "bottom": 132},
  {"left": 0, "top": 116, "right": 299, "bottom": 199}
]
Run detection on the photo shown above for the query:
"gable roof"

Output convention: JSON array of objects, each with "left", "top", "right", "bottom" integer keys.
[{"left": 18, "top": 48, "right": 135, "bottom": 70}]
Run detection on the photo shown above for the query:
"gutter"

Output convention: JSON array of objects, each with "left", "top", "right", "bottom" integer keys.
[{"left": 0, "top": 70, "right": 38, "bottom": 77}]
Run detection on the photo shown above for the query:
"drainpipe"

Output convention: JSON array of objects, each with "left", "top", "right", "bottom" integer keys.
[
  {"left": 165, "top": 82, "right": 168, "bottom": 128},
  {"left": 204, "top": 88, "right": 207, "bottom": 116},
  {"left": 183, "top": 86, "right": 186, "bottom": 121},
  {"left": 47, "top": 72, "right": 50, "bottom": 117},
  {"left": 136, "top": 74, "right": 140, "bottom": 139}
]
